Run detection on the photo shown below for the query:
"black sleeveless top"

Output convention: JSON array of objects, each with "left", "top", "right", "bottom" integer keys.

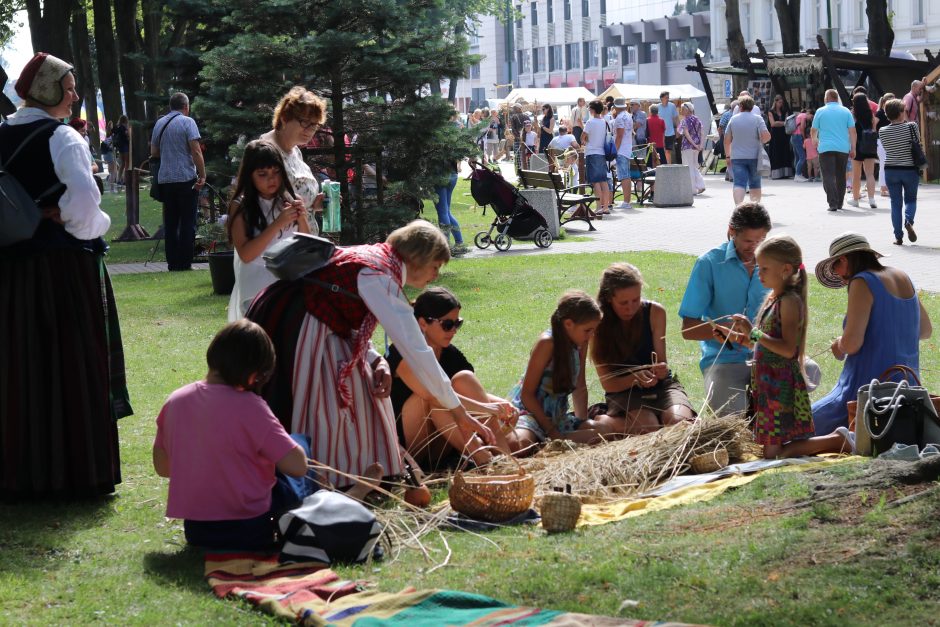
[{"left": 0, "top": 119, "right": 103, "bottom": 256}]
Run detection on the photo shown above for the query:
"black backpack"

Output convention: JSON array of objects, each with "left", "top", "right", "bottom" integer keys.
[{"left": 0, "top": 120, "right": 64, "bottom": 247}]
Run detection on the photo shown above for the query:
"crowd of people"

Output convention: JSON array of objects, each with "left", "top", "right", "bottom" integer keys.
[
  {"left": 723, "top": 82, "right": 932, "bottom": 246},
  {"left": 1, "top": 54, "right": 934, "bottom": 557}
]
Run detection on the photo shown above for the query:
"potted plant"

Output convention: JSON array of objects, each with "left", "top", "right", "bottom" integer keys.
[{"left": 197, "top": 220, "right": 236, "bottom": 295}]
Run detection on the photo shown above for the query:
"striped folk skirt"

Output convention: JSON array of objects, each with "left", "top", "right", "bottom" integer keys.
[
  {"left": 290, "top": 315, "right": 402, "bottom": 488},
  {"left": 0, "top": 247, "right": 132, "bottom": 500}
]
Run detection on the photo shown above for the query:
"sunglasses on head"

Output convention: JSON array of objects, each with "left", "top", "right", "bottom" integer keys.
[{"left": 425, "top": 316, "right": 464, "bottom": 331}]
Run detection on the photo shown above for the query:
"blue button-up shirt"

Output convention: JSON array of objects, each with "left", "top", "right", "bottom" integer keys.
[{"left": 678, "top": 240, "right": 769, "bottom": 371}]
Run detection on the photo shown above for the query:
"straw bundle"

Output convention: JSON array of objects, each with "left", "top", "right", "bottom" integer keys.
[{"left": 473, "top": 413, "right": 760, "bottom": 503}]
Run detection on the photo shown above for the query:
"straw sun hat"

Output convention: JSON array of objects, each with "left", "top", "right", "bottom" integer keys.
[{"left": 814, "top": 232, "right": 885, "bottom": 288}]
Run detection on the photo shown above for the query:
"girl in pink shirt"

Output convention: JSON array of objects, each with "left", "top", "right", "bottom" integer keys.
[{"left": 153, "top": 320, "right": 307, "bottom": 550}]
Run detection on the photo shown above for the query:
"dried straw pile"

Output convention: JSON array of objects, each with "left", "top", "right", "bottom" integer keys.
[{"left": 474, "top": 413, "right": 761, "bottom": 503}]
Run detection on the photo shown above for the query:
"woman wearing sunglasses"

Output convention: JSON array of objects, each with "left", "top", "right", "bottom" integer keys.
[
  {"left": 260, "top": 86, "right": 325, "bottom": 233},
  {"left": 387, "top": 288, "right": 519, "bottom": 469}
]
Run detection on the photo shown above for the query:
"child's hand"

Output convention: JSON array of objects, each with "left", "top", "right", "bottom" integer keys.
[
  {"left": 484, "top": 400, "right": 518, "bottom": 424},
  {"left": 651, "top": 362, "right": 669, "bottom": 380},
  {"left": 370, "top": 358, "right": 391, "bottom": 398},
  {"left": 731, "top": 313, "right": 753, "bottom": 336},
  {"left": 311, "top": 192, "right": 324, "bottom": 212},
  {"left": 633, "top": 369, "right": 657, "bottom": 388}
]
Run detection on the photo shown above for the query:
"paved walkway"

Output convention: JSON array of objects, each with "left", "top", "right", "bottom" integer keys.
[
  {"left": 462, "top": 162, "right": 940, "bottom": 292},
  {"left": 108, "top": 165, "right": 940, "bottom": 292},
  {"left": 109, "top": 261, "right": 209, "bottom": 275}
]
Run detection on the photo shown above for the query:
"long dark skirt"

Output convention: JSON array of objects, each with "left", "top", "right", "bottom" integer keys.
[{"left": 0, "top": 248, "right": 132, "bottom": 500}]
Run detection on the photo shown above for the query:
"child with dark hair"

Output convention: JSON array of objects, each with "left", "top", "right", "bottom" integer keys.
[
  {"left": 152, "top": 320, "right": 308, "bottom": 550},
  {"left": 227, "top": 139, "right": 310, "bottom": 320}
]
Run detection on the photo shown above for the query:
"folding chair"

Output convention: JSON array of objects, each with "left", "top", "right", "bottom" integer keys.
[{"left": 629, "top": 144, "right": 656, "bottom": 205}]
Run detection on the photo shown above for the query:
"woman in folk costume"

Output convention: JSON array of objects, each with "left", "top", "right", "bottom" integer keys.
[
  {"left": 247, "top": 220, "right": 497, "bottom": 488},
  {"left": 0, "top": 53, "right": 132, "bottom": 500}
]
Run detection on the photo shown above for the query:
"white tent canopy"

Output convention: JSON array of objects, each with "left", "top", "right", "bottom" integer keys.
[
  {"left": 598, "top": 83, "right": 707, "bottom": 102},
  {"left": 504, "top": 87, "right": 596, "bottom": 106}
]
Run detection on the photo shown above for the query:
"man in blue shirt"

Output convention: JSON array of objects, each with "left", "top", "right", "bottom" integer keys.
[
  {"left": 678, "top": 202, "right": 771, "bottom": 415},
  {"left": 811, "top": 89, "right": 856, "bottom": 212},
  {"left": 659, "top": 91, "right": 679, "bottom": 164},
  {"left": 150, "top": 92, "right": 206, "bottom": 271}
]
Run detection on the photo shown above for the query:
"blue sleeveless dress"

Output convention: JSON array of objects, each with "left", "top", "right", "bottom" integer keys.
[{"left": 811, "top": 271, "right": 921, "bottom": 435}]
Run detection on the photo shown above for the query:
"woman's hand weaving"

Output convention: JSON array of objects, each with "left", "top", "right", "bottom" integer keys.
[{"left": 370, "top": 357, "right": 392, "bottom": 398}]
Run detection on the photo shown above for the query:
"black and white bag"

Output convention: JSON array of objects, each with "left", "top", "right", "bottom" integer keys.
[{"left": 278, "top": 491, "right": 381, "bottom": 564}]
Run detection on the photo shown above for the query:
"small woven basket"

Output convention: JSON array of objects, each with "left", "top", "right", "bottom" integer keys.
[
  {"left": 449, "top": 448, "right": 534, "bottom": 522},
  {"left": 540, "top": 486, "right": 581, "bottom": 533},
  {"left": 690, "top": 448, "right": 729, "bottom": 474}
]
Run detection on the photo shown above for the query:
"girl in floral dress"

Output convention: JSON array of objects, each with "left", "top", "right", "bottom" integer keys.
[{"left": 729, "top": 235, "right": 852, "bottom": 458}]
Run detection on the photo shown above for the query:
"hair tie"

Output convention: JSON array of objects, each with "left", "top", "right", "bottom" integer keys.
[{"left": 798, "top": 263, "right": 805, "bottom": 271}]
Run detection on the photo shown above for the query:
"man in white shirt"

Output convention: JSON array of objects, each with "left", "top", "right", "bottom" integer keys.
[
  {"left": 732, "top": 90, "right": 762, "bottom": 118},
  {"left": 548, "top": 126, "right": 581, "bottom": 186},
  {"left": 612, "top": 98, "right": 635, "bottom": 209}
]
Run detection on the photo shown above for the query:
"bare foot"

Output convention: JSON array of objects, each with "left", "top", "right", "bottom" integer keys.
[{"left": 346, "top": 462, "right": 383, "bottom": 501}]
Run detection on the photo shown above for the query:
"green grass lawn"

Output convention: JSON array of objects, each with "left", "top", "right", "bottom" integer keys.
[
  {"left": 99, "top": 177, "right": 583, "bottom": 265},
  {"left": 1, "top": 252, "right": 938, "bottom": 624}
]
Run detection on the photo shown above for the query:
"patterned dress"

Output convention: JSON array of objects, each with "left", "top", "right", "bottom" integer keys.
[
  {"left": 510, "top": 331, "right": 584, "bottom": 439},
  {"left": 750, "top": 297, "right": 814, "bottom": 445}
]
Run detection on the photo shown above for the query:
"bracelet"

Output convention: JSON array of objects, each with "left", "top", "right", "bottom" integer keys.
[{"left": 749, "top": 328, "right": 765, "bottom": 343}]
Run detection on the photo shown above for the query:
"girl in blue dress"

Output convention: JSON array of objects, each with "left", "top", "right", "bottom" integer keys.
[{"left": 510, "top": 291, "right": 621, "bottom": 452}]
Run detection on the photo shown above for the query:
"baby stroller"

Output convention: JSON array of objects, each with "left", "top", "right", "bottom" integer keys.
[{"left": 468, "top": 161, "right": 553, "bottom": 251}]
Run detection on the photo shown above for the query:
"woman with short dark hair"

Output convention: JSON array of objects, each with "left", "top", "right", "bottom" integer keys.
[
  {"left": 879, "top": 98, "right": 922, "bottom": 245},
  {"left": 539, "top": 104, "right": 555, "bottom": 153}
]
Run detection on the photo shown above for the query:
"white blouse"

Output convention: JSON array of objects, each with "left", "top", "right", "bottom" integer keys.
[
  {"left": 6, "top": 108, "right": 110, "bottom": 240},
  {"left": 260, "top": 130, "right": 320, "bottom": 236},
  {"left": 358, "top": 265, "right": 460, "bottom": 411}
]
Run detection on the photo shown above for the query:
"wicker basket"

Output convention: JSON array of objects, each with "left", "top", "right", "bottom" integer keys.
[
  {"left": 690, "top": 448, "right": 729, "bottom": 474},
  {"left": 540, "top": 488, "right": 581, "bottom": 533},
  {"left": 449, "top": 449, "right": 534, "bottom": 522}
]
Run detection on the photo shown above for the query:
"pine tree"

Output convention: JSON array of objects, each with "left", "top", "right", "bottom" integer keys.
[{"left": 198, "top": 0, "right": 481, "bottom": 243}]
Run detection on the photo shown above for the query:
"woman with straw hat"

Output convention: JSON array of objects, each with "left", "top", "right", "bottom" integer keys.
[{"left": 811, "top": 232, "right": 932, "bottom": 435}]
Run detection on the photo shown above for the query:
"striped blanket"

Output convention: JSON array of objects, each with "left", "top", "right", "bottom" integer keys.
[{"left": 206, "top": 552, "right": 698, "bottom": 626}]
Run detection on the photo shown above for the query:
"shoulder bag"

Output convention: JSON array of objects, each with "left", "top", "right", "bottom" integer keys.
[
  {"left": 757, "top": 123, "right": 772, "bottom": 177},
  {"left": 263, "top": 231, "right": 337, "bottom": 281},
  {"left": 854, "top": 365, "right": 940, "bottom": 456},
  {"left": 0, "top": 119, "right": 65, "bottom": 247},
  {"left": 909, "top": 123, "right": 928, "bottom": 170},
  {"left": 149, "top": 112, "right": 182, "bottom": 202},
  {"left": 603, "top": 121, "right": 618, "bottom": 161}
]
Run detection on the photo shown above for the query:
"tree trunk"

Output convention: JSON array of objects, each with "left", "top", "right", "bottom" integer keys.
[
  {"left": 725, "top": 0, "right": 749, "bottom": 65},
  {"left": 330, "top": 68, "right": 353, "bottom": 242},
  {"left": 113, "top": 0, "right": 146, "bottom": 168},
  {"left": 70, "top": 3, "right": 100, "bottom": 148},
  {"left": 141, "top": 0, "right": 162, "bottom": 102},
  {"left": 24, "top": 0, "right": 72, "bottom": 60},
  {"left": 773, "top": 0, "right": 801, "bottom": 54},
  {"left": 446, "top": 21, "right": 465, "bottom": 103},
  {"left": 92, "top": 0, "right": 123, "bottom": 127},
  {"left": 867, "top": 0, "right": 894, "bottom": 57}
]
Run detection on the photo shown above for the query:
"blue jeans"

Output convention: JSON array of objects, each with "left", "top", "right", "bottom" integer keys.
[
  {"left": 790, "top": 134, "right": 806, "bottom": 177},
  {"left": 434, "top": 172, "right": 462, "bottom": 245},
  {"left": 731, "top": 159, "right": 761, "bottom": 189},
  {"left": 884, "top": 168, "right": 919, "bottom": 239}
]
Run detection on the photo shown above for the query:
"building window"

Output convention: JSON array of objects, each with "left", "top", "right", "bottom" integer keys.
[
  {"left": 914, "top": 0, "right": 925, "bottom": 25},
  {"left": 600, "top": 0, "right": 607, "bottom": 14},
  {"left": 515, "top": 5, "right": 522, "bottom": 29},
  {"left": 764, "top": 4, "right": 774, "bottom": 40},
  {"left": 471, "top": 87, "right": 486, "bottom": 110},
  {"left": 604, "top": 46, "right": 620, "bottom": 67},
  {"left": 625, "top": 45, "right": 636, "bottom": 64},
  {"left": 518, "top": 49, "right": 531, "bottom": 74},
  {"left": 566, "top": 42, "right": 580, "bottom": 69},
  {"left": 643, "top": 42, "right": 659, "bottom": 63},
  {"left": 564, "top": 0, "right": 571, "bottom": 20},
  {"left": 547, "top": 0, "right": 554, "bottom": 23},
  {"left": 582, "top": 0, "right": 589, "bottom": 17},
  {"left": 583, "top": 40, "right": 599, "bottom": 67},
  {"left": 469, "top": 63, "right": 480, "bottom": 79},
  {"left": 549, "top": 45, "right": 563, "bottom": 71},
  {"left": 533, "top": 48, "right": 542, "bottom": 73},
  {"left": 531, "top": 2, "right": 538, "bottom": 25},
  {"left": 855, "top": 0, "right": 865, "bottom": 29}
]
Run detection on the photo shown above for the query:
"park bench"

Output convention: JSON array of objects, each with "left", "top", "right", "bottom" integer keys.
[{"left": 518, "top": 169, "right": 597, "bottom": 231}]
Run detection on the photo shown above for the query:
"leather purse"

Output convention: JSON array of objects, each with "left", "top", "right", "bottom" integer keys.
[
  {"left": 262, "top": 232, "right": 336, "bottom": 281},
  {"left": 855, "top": 373, "right": 940, "bottom": 457},
  {"left": 910, "top": 124, "right": 928, "bottom": 170}
]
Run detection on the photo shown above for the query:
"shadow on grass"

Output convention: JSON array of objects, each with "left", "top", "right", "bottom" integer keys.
[
  {"left": 143, "top": 545, "right": 209, "bottom": 593},
  {"left": 0, "top": 495, "right": 117, "bottom": 574}
]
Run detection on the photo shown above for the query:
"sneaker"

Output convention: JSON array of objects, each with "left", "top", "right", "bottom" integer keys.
[
  {"left": 846, "top": 198, "right": 859, "bottom": 208},
  {"left": 868, "top": 198, "right": 877, "bottom": 209},
  {"left": 905, "top": 221, "right": 917, "bottom": 242},
  {"left": 617, "top": 201, "right": 632, "bottom": 209},
  {"left": 794, "top": 175, "right": 807, "bottom": 182},
  {"left": 450, "top": 243, "right": 470, "bottom": 256}
]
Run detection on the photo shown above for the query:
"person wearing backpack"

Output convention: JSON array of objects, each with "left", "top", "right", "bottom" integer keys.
[{"left": 0, "top": 52, "right": 130, "bottom": 500}]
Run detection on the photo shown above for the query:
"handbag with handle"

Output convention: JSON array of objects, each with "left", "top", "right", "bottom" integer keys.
[
  {"left": 854, "top": 366, "right": 940, "bottom": 456},
  {"left": 263, "top": 232, "right": 336, "bottom": 281},
  {"left": 909, "top": 123, "right": 928, "bottom": 170},
  {"left": 756, "top": 123, "right": 771, "bottom": 177}
]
